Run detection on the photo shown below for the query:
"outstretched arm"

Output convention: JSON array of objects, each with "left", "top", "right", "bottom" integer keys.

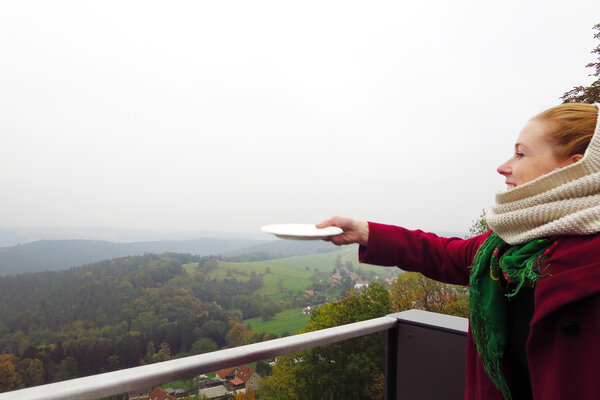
[{"left": 318, "top": 216, "right": 490, "bottom": 285}]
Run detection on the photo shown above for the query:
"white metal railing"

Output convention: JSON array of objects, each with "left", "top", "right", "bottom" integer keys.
[
  {"left": 0, "top": 317, "right": 397, "bottom": 400},
  {"left": 0, "top": 310, "right": 468, "bottom": 400}
]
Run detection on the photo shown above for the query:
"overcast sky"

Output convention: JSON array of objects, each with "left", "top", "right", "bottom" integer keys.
[{"left": 1, "top": 1, "right": 599, "bottom": 237}]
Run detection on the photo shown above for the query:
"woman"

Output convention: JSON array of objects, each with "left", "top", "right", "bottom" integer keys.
[{"left": 318, "top": 103, "right": 600, "bottom": 400}]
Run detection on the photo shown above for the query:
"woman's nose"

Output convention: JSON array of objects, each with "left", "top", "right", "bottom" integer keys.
[{"left": 497, "top": 161, "right": 511, "bottom": 176}]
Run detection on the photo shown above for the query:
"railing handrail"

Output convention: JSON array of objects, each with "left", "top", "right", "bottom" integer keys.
[
  {"left": 389, "top": 309, "right": 468, "bottom": 334},
  {"left": 0, "top": 316, "right": 398, "bottom": 400}
]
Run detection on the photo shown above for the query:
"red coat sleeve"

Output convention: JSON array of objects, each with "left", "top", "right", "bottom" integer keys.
[{"left": 358, "top": 222, "right": 490, "bottom": 286}]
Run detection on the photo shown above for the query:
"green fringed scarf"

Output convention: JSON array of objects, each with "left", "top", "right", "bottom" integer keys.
[{"left": 469, "top": 232, "right": 552, "bottom": 400}]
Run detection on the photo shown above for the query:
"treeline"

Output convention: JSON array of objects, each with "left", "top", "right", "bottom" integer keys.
[{"left": 0, "top": 253, "right": 271, "bottom": 392}]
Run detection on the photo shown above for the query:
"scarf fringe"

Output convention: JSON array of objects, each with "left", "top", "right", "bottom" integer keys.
[
  {"left": 469, "top": 233, "right": 551, "bottom": 400},
  {"left": 470, "top": 234, "right": 513, "bottom": 400}
]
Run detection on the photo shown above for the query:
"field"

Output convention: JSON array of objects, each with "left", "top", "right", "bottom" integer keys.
[
  {"left": 183, "top": 245, "right": 399, "bottom": 335},
  {"left": 244, "top": 308, "right": 311, "bottom": 336}
]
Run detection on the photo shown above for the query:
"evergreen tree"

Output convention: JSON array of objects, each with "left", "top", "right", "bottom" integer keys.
[{"left": 561, "top": 23, "right": 600, "bottom": 103}]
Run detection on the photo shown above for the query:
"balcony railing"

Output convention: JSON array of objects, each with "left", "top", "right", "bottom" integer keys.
[{"left": 0, "top": 310, "right": 468, "bottom": 400}]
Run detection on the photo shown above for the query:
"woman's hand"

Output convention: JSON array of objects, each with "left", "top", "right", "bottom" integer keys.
[{"left": 316, "top": 216, "right": 369, "bottom": 247}]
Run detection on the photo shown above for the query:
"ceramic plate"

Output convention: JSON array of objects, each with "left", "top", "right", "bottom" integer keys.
[{"left": 261, "top": 224, "right": 343, "bottom": 240}]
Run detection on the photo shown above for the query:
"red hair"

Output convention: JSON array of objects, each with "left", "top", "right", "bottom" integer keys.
[{"left": 533, "top": 103, "right": 598, "bottom": 160}]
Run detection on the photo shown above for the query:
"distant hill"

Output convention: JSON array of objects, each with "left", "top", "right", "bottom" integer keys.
[
  {"left": 0, "top": 237, "right": 339, "bottom": 276},
  {"left": 0, "top": 226, "right": 268, "bottom": 247}
]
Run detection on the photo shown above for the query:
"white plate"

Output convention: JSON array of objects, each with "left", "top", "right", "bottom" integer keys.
[{"left": 261, "top": 224, "right": 343, "bottom": 240}]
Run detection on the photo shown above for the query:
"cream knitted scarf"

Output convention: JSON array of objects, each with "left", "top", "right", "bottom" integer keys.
[{"left": 487, "top": 104, "right": 600, "bottom": 245}]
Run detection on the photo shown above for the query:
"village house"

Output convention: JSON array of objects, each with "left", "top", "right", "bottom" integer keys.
[
  {"left": 197, "top": 377, "right": 227, "bottom": 390},
  {"left": 215, "top": 367, "right": 236, "bottom": 381},
  {"left": 354, "top": 280, "right": 369, "bottom": 290},
  {"left": 165, "top": 387, "right": 186, "bottom": 396},
  {"left": 215, "top": 364, "right": 262, "bottom": 392},
  {"left": 237, "top": 365, "right": 261, "bottom": 390},
  {"left": 197, "top": 385, "right": 230, "bottom": 400},
  {"left": 305, "top": 289, "right": 314, "bottom": 296},
  {"left": 148, "top": 387, "right": 176, "bottom": 400}
]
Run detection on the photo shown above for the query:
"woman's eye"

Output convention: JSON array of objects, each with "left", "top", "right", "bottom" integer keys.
[{"left": 515, "top": 152, "right": 524, "bottom": 159}]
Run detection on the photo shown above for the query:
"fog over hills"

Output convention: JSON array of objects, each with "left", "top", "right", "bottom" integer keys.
[
  {"left": 0, "top": 236, "right": 340, "bottom": 276},
  {"left": 0, "top": 226, "right": 465, "bottom": 276}
]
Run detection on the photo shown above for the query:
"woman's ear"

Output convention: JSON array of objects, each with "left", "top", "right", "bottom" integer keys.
[{"left": 571, "top": 154, "right": 584, "bottom": 164}]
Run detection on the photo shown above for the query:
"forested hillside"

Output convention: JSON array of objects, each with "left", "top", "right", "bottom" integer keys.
[
  {"left": 1, "top": 247, "right": 374, "bottom": 392},
  {"left": 0, "top": 253, "right": 269, "bottom": 390}
]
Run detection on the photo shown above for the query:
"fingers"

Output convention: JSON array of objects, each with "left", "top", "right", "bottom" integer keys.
[
  {"left": 317, "top": 215, "right": 349, "bottom": 229},
  {"left": 316, "top": 216, "right": 340, "bottom": 229},
  {"left": 322, "top": 233, "right": 345, "bottom": 246},
  {"left": 329, "top": 234, "right": 352, "bottom": 246},
  {"left": 315, "top": 219, "right": 331, "bottom": 229}
]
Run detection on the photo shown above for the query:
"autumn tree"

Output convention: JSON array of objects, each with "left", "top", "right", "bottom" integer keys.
[
  {"left": 467, "top": 209, "right": 489, "bottom": 238},
  {"left": 258, "top": 284, "right": 392, "bottom": 400},
  {"left": 0, "top": 354, "right": 22, "bottom": 392},
  {"left": 390, "top": 272, "right": 469, "bottom": 318},
  {"left": 561, "top": 23, "right": 600, "bottom": 103},
  {"left": 388, "top": 210, "right": 479, "bottom": 318},
  {"left": 152, "top": 342, "right": 171, "bottom": 363},
  {"left": 235, "top": 388, "right": 256, "bottom": 399},
  {"left": 226, "top": 321, "right": 255, "bottom": 347},
  {"left": 16, "top": 358, "right": 44, "bottom": 387}
]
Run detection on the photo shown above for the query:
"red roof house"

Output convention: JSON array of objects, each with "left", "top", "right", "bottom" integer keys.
[
  {"left": 219, "top": 365, "right": 263, "bottom": 391},
  {"left": 215, "top": 367, "right": 236, "bottom": 380},
  {"left": 149, "top": 387, "right": 176, "bottom": 400}
]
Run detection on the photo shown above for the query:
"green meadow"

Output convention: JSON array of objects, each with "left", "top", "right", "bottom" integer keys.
[
  {"left": 183, "top": 245, "right": 398, "bottom": 335},
  {"left": 244, "top": 307, "right": 311, "bottom": 336}
]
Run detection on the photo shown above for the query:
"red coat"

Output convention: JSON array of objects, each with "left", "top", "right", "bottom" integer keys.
[{"left": 359, "top": 222, "right": 600, "bottom": 400}]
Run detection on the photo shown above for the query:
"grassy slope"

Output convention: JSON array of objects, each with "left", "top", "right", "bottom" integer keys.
[
  {"left": 183, "top": 245, "right": 399, "bottom": 335},
  {"left": 244, "top": 308, "right": 311, "bottom": 336}
]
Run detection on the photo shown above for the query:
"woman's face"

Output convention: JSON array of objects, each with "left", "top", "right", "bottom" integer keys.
[{"left": 497, "top": 119, "right": 580, "bottom": 188}]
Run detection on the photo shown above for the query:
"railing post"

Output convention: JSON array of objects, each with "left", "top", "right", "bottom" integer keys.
[
  {"left": 389, "top": 310, "right": 468, "bottom": 400},
  {"left": 385, "top": 323, "right": 399, "bottom": 400}
]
